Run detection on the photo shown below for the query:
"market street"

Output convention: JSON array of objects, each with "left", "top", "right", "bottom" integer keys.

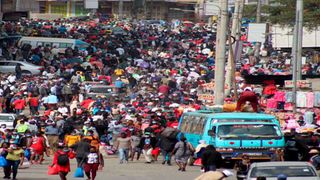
[{"left": 15, "top": 156, "right": 237, "bottom": 180}]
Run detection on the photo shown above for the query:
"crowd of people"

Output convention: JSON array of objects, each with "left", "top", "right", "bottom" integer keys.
[{"left": 0, "top": 15, "right": 318, "bottom": 180}]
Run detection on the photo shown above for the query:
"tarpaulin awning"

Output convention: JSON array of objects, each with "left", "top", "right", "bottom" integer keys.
[{"left": 244, "top": 74, "right": 320, "bottom": 86}]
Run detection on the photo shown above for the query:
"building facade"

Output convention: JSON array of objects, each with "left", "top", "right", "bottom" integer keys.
[
  {"left": 1, "top": 0, "right": 198, "bottom": 21},
  {"left": 1, "top": 0, "right": 39, "bottom": 12}
]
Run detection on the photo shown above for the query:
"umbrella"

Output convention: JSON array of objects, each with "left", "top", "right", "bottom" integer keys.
[
  {"left": 201, "top": 48, "right": 211, "bottom": 55},
  {"left": 81, "top": 62, "right": 92, "bottom": 68},
  {"left": 183, "top": 21, "right": 194, "bottom": 27},
  {"left": 188, "top": 72, "right": 200, "bottom": 79},
  {"left": 169, "top": 103, "right": 180, "bottom": 108},
  {"left": 139, "top": 61, "right": 149, "bottom": 68},
  {"left": 183, "top": 21, "right": 193, "bottom": 24}
]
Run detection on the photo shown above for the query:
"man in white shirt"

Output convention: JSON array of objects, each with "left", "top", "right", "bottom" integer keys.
[{"left": 58, "top": 105, "right": 69, "bottom": 116}]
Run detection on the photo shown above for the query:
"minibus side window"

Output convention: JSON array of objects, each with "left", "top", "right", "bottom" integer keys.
[
  {"left": 43, "top": 42, "right": 52, "bottom": 47},
  {"left": 185, "top": 116, "right": 192, "bottom": 133},
  {"left": 52, "top": 43, "right": 59, "bottom": 47},
  {"left": 191, "top": 116, "right": 200, "bottom": 133},
  {"left": 194, "top": 117, "right": 206, "bottom": 134},
  {"left": 36, "top": 42, "right": 43, "bottom": 46},
  {"left": 21, "top": 41, "right": 31, "bottom": 45},
  {"left": 60, "top": 43, "right": 67, "bottom": 48},
  {"left": 180, "top": 115, "right": 189, "bottom": 132}
]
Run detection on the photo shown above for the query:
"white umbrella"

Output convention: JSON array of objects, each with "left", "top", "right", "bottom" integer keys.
[
  {"left": 202, "top": 48, "right": 211, "bottom": 55},
  {"left": 169, "top": 103, "right": 180, "bottom": 108}
]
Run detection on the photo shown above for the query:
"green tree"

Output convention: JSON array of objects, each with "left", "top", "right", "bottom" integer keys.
[
  {"left": 242, "top": 4, "right": 269, "bottom": 22},
  {"left": 242, "top": 0, "right": 320, "bottom": 29},
  {"left": 267, "top": 0, "right": 320, "bottom": 29}
]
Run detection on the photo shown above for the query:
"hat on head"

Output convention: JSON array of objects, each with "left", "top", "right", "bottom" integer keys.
[
  {"left": 244, "top": 87, "right": 252, "bottom": 91},
  {"left": 222, "top": 170, "right": 234, "bottom": 177},
  {"left": 309, "top": 149, "right": 319, "bottom": 154}
]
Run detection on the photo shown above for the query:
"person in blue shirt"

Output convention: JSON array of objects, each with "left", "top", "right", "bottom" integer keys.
[
  {"left": 114, "top": 78, "right": 124, "bottom": 93},
  {"left": 47, "top": 93, "right": 58, "bottom": 109}
]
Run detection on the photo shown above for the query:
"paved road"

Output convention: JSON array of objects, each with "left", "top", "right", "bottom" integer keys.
[{"left": 15, "top": 155, "right": 237, "bottom": 180}]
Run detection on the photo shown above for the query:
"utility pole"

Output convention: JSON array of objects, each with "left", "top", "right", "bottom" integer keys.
[
  {"left": 214, "top": 0, "right": 229, "bottom": 106},
  {"left": 296, "top": 0, "right": 303, "bottom": 80},
  {"left": 118, "top": 0, "right": 124, "bottom": 20},
  {"left": 256, "top": 0, "right": 261, "bottom": 23},
  {"left": 254, "top": 0, "right": 262, "bottom": 63},
  {"left": 226, "top": 0, "right": 241, "bottom": 96},
  {"left": 292, "top": 0, "right": 304, "bottom": 113}
]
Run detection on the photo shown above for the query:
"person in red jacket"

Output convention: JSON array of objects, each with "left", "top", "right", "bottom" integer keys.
[
  {"left": 28, "top": 94, "right": 39, "bottom": 115},
  {"left": 50, "top": 143, "right": 71, "bottom": 180},
  {"left": 80, "top": 97, "right": 94, "bottom": 109},
  {"left": 30, "top": 132, "right": 46, "bottom": 164},
  {"left": 158, "top": 84, "right": 170, "bottom": 95},
  {"left": 236, "top": 87, "right": 259, "bottom": 112},
  {"left": 13, "top": 96, "right": 26, "bottom": 114}
]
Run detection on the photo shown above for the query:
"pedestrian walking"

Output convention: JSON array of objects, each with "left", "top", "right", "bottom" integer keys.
[
  {"left": 139, "top": 132, "right": 157, "bottom": 164},
  {"left": 115, "top": 132, "right": 131, "bottom": 164},
  {"left": 15, "top": 64, "right": 22, "bottom": 80},
  {"left": 45, "top": 122, "right": 59, "bottom": 154},
  {"left": 201, "top": 145, "right": 223, "bottom": 172},
  {"left": 235, "top": 155, "right": 251, "bottom": 180},
  {"left": 51, "top": 144, "right": 70, "bottom": 180},
  {"left": 70, "top": 138, "right": 91, "bottom": 168},
  {"left": 4, "top": 142, "right": 24, "bottom": 180},
  {"left": 173, "top": 136, "right": 194, "bottom": 171},
  {"left": 30, "top": 132, "right": 47, "bottom": 164},
  {"left": 84, "top": 146, "right": 104, "bottom": 180},
  {"left": 130, "top": 131, "right": 142, "bottom": 161}
]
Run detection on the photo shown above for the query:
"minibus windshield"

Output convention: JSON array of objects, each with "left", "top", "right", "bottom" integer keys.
[{"left": 217, "top": 124, "right": 282, "bottom": 139}]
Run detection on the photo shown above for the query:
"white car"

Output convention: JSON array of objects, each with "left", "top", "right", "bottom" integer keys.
[
  {"left": 0, "top": 113, "right": 16, "bottom": 129},
  {"left": 246, "top": 161, "right": 319, "bottom": 180},
  {"left": 0, "top": 60, "right": 44, "bottom": 75}
]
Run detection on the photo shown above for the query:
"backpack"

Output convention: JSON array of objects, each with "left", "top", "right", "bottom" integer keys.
[
  {"left": 57, "top": 152, "right": 69, "bottom": 166},
  {"left": 285, "top": 140, "right": 298, "bottom": 151}
]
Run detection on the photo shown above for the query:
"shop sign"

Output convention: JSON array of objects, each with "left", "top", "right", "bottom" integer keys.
[
  {"left": 198, "top": 94, "right": 214, "bottom": 101},
  {"left": 284, "top": 80, "right": 311, "bottom": 88}
]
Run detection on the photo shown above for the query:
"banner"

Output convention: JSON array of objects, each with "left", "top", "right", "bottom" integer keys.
[
  {"left": 284, "top": 80, "right": 311, "bottom": 88},
  {"left": 198, "top": 94, "right": 214, "bottom": 101}
]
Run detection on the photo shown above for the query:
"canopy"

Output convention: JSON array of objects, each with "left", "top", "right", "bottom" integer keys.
[{"left": 243, "top": 74, "right": 320, "bottom": 86}]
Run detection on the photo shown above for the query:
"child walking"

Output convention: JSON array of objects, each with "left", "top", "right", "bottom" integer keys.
[{"left": 84, "top": 146, "right": 104, "bottom": 180}]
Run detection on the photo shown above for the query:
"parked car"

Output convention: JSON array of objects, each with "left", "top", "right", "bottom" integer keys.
[
  {"left": 87, "top": 85, "right": 117, "bottom": 100},
  {"left": 0, "top": 60, "right": 43, "bottom": 75},
  {"left": 0, "top": 113, "right": 16, "bottom": 129},
  {"left": 246, "top": 161, "right": 319, "bottom": 180}
]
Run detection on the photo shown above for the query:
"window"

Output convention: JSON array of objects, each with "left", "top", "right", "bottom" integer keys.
[
  {"left": 180, "top": 115, "right": 207, "bottom": 134},
  {"left": 52, "top": 43, "right": 59, "bottom": 48},
  {"left": 217, "top": 124, "right": 282, "bottom": 139},
  {"left": 0, "top": 115, "right": 14, "bottom": 122},
  {"left": 250, "top": 166, "right": 317, "bottom": 178},
  {"left": 36, "top": 42, "right": 43, "bottom": 46},
  {"left": 21, "top": 41, "right": 31, "bottom": 45},
  {"left": 7, "top": 62, "right": 17, "bottom": 66},
  {"left": 43, "top": 42, "right": 52, "bottom": 47},
  {"left": 0, "top": 62, "right": 8, "bottom": 66},
  {"left": 60, "top": 43, "right": 73, "bottom": 48}
]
